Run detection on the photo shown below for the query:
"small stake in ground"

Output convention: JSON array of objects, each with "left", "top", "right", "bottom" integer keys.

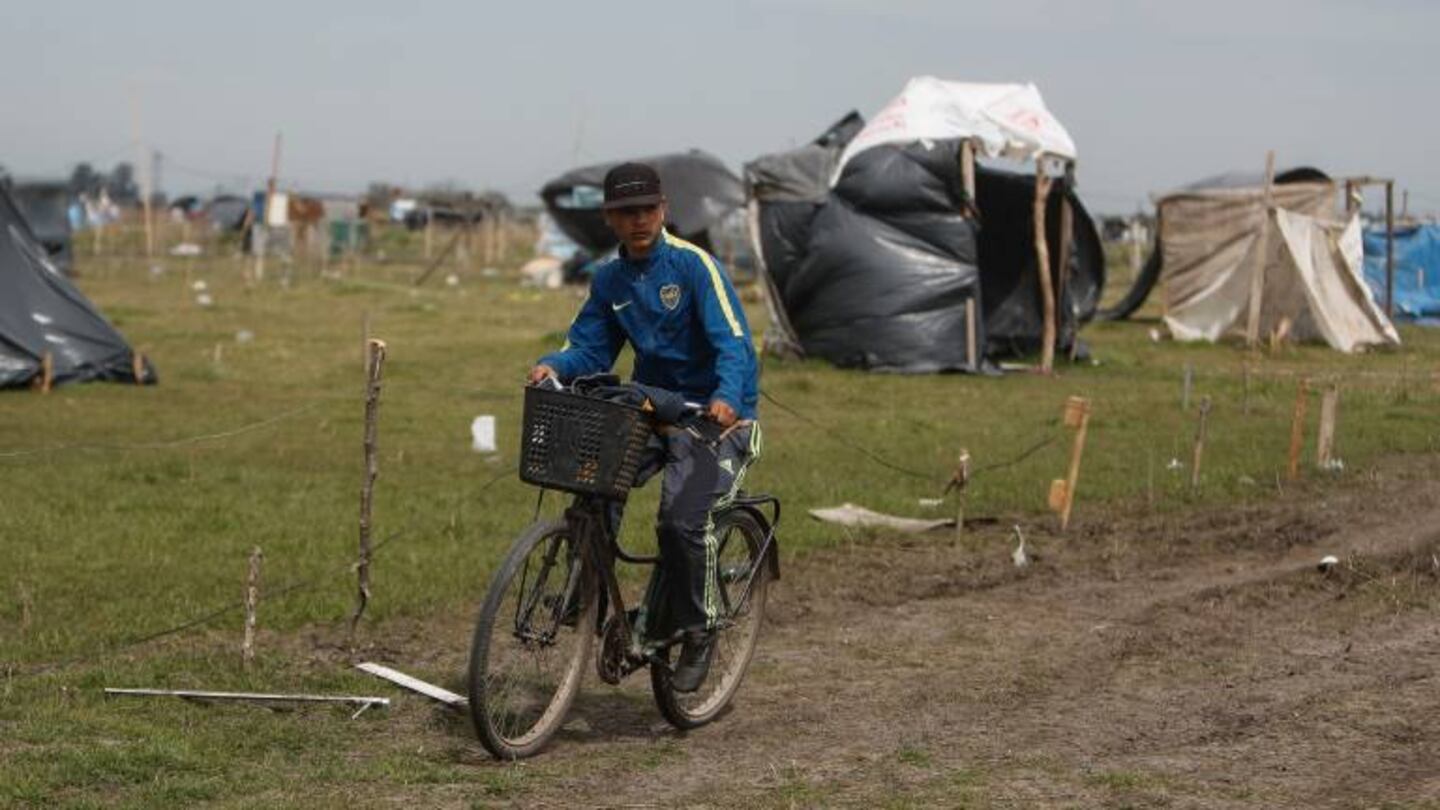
[
  {"left": 1191, "top": 396, "right": 1212, "bottom": 491},
  {"left": 1316, "top": 385, "right": 1340, "bottom": 470},
  {"left": 243, "top": 546, "right": 262, "bottom": 667},
  {"left": 1241, "top": 360, "right": 1252, "bottom": 415},
  {"left": 1048, "top": 396, "right": 1091, "bottom": 531},
  {"left": 350, "top": 339, "right": 388, "bottom": 650},
  {"left": 944, "top": 449, "right": 972, "bottom": 539},
  {"left": 1287, "top": 378, "right": 1310, "bottom": 480},
  {"left": 1181, "top": 363, "right": 1193, "bottom": 411}
]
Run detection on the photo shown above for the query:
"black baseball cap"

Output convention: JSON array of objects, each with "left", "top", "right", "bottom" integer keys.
[{"left": 602, "top": 162, "right": 665, "bottom": 210}]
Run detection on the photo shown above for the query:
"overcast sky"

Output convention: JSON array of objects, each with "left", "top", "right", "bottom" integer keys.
[{"left": 4, "top": 0, "right": 1436, "bottom": 214}]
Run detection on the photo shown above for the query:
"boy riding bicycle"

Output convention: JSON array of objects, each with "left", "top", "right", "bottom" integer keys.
[{"left": 528, "top": 162, "right": 760, "bottom": 693}]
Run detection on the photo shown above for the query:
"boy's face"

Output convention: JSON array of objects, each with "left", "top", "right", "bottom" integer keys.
[{"left": 604, "top": 202, "right": 666, "bottom": 256}]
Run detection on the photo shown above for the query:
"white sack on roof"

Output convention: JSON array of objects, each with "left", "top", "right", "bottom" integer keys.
[{"left": 833, "top": 76, "right": 1077, "bottom": 182}]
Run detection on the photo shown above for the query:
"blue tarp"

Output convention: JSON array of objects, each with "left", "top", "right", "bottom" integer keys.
[{"left": 1364, "top": 224, "right": 1440, "bottom": 324}]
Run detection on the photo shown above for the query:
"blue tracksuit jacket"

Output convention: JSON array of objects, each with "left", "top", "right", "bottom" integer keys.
[{"left": 539, "top": 231, "right": 759, "bottom": 419}]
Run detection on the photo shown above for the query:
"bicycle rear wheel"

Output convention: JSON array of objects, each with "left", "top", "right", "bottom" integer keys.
[
  {"left": 468, "top": 517, "right": 597, "bottom": 759},
  {"left": 651, "top": 508, "right": 770, "bottom": 729}
]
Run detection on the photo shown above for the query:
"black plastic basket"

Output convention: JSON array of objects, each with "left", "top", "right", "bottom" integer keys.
[{"left": 519, "top": 386, "right": 654, "bottom": 499}]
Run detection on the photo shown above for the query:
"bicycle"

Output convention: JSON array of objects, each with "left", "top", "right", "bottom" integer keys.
[{"left": 467, "top": 381, "right": 780, "bottom": 760}]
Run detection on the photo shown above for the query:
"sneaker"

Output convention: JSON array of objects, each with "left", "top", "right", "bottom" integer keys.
[{"left": 670, "top": 630, "right": 716, "bottom": 693}]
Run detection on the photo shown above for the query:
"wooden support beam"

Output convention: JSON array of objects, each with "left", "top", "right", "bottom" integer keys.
[
  {"left": 1245, "top": 151, "right": 1277, "bottom": 347},
  {"left": 1058, "top": 163, "right": 1077, "bottom": 363},
  {"left": 1385, "top": 181, "right": 1395, "bottom": 318},
  {"left": 1033, "top": 158, "right": 1057, "bottom": 373}
]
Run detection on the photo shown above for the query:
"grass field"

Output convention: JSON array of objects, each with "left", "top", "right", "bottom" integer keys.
[{"left": 2, "top": 242, "right": 1438, "bottom": 807}]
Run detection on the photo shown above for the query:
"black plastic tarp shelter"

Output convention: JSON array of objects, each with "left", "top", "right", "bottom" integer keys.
[
  {"left": 0, "top": 185, "right": 155, "bottom": 389},
  {"left": 539, "top": 150, "right": 745, "bottom": 253},
  {"left": 747, "top": 116, "right": 1105, "bottom": 372}
]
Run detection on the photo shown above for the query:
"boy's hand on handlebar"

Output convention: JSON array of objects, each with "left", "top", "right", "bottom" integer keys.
[
  {"left": 707, "top": 400, "right": 737, "bottom": 427},
  {"left": 527, "top": 364, "right": 557, "bottom": 385}
]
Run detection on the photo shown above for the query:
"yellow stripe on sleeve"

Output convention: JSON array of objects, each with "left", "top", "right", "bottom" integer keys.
[{"left": 665, "top": 232, "right": 743, "bottom": 338}]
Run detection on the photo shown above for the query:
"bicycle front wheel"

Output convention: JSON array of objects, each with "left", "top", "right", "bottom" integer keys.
[
  {"left": 651, "top": 508, "right": 770, "bottom": 729},
  {"left": 468, "top": 517, "right": 597, "bottom": 759}
]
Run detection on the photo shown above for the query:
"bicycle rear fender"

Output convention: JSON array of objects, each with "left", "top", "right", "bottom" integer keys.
[{"left": 729, "top": 492, "right": 781, "bottom": 581}]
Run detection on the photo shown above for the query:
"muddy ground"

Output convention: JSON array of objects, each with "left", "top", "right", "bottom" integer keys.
[{"left": 362, "top": 454, "right": 1440, "bottom": 808}]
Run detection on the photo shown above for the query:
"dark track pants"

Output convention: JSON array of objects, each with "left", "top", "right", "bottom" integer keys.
[{"left": 616, "top": 422, "right": 761, "bottom": 634}]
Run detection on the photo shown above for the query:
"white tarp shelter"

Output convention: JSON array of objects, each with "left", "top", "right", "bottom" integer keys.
[
  {"left": 832, "top": 76, "right": 1077, "bottom": 181},
  {"left": 1161, "top": 181, "right": 1399, "bottom": 352}
]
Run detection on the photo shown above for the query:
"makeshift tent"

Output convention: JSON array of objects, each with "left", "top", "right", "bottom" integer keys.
[
  {"left": 1101, "top": 167, "right": 1332, "bottom": 321},
  {"left": 746, "top": 78, "right": 1104, "bottom": 373},
  {"left": 1152, "top": 172, "right": 1397, "bottom": 351},
  {"left": 539, "top": 150, "right": 745, "bottom": 254},
  {"left": 0, "top": 184, "right": 156, "bottom": 389},
  {"left": 1363, "top": 224, "right": 1440, "bottom": 323}
]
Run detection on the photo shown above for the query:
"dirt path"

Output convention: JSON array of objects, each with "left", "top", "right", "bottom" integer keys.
[{"left": 388, "top": 456, "right": 1440, "bottom": 808}]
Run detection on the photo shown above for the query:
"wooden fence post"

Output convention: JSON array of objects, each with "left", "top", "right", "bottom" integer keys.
[
  {"left": 1287, "top": 378, "right": 1310, "bottom": 480},
  {"left": 1191, "top": 397, "right": 1212, "bottom": 491},
  {"left": 350, "top": 339, "right": 388, "bottom": 648},
  {"left": 1316, "top": 386, "right": 1340, "bottom": 469},
  {"left": 243, "top": 546, "right": 262, "bottom": 667},
  {"left": 1048, "top": 396, "right": 1091, "bottom": 531}
]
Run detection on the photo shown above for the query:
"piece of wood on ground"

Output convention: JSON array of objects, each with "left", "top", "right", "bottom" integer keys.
[
  {"left": 103, "top": 688, "right": 388, "bottom": 714},
  {"left": 356, "top": 662, "right": 467, "bottom": 709},
  {"left": 809, "top": 503, "right": 953, "bottom": 533}
]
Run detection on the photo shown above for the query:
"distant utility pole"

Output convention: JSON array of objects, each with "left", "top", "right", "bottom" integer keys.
[{"left": 152, "top": 150, "right": 164, "bottom": 202}]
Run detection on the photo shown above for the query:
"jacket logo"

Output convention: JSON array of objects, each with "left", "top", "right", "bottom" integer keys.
[{"left": 659, "top": 284, "right": 681, "bottom": 311}]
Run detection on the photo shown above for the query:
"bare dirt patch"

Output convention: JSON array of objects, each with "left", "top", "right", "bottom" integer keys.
[{"left": 357, "top": 455, "right": 1440, "bottom": 808}]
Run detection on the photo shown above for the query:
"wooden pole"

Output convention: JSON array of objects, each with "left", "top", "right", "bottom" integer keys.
[
  {"left": 423, "top": 210, "right": 434, "bottom": 260},
  {"left": 1385, "top": 181, "right": 1395, "bottom": 318},
  {"left": 1242, "top": 360, "right": 1252, "bottom": 415},
  {"left": 350, "top": 339, "right": 388, "bottom": 647},
  {"left": 242, "top": 546, "right": 262, "bottom": 667},
  {"left": 959, "top": 139, "right": 977, "bottom": 217},
  {"left": 1049, "top": 396, "right": 1091, "bottom": 531},
  {"left": 1245, "top": 151, "right": 1277, "bottom": 347},
  {"left": 961, "top": 139, "right": 979, "bottom": 370},
  {"left": 951, "top": 449, "right": 971, "bottom": 540},
  {"left": 1316, "top": 386, "right": 1339, "bottom": 469},
  {"left": 1181, "top": 363, "right": 1194, "bottom": 411},
  {"left": 256, "top": 132, "right": 283, "bottom": 283},
  {"left": 1190, "top": 396, "right": 1212, "bottom": 491},
  {"left": 34, "top": 351, "right": 53, "bottom": 394},
  {"left": 1058, "top": 163, "right": 1077, "bottom": 363},
  {"left": 1033, "top": 157, "right": 1056, "bottom": 373},
  {"left": 1287, "top": 378, "right": 1310, "bottom": 480}
]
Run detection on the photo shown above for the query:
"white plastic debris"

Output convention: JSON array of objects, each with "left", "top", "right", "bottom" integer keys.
[
  {"left": 191, "top": 280, "right": 208, "bottom": 292},
  {"left": 1318, "top": 554, "right": 1339, "bottom": 572},
  {"left": 1166, "top": 457, "right": 1183, "bottom": 471},
  {"left": 195, "top": 293, "right": 214, "bottom": 308},
  {"left": 1148, "top": 328, "right": 1163, "bottom": 343},
  {"left": 1322, "top": 458, "right": 1345, "bottom": 472},
  {"left": 444, "top": 273, "right": 460, "bottom": 287},
  {"left": 471, "top": 415, "right": 497, "bottom": 453},
  {"left": 234, "top": 329, "right": 255, "bottom": 344},
  {"left": 171, "top": 243, "right": 202, "bottom": 257},
  {"left": 1011, "top": 525, "right": 1030, "bottom": 568},
  {"left": 917, "top": 498, "right": 944, "bottom": 508}
]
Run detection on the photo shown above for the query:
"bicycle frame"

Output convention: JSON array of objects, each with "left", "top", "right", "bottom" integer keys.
[{"left": 561, "top": 490, "right": 780, "bottom": 670}]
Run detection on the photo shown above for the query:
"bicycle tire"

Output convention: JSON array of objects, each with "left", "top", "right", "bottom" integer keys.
[
  {"left": 651, "top": 508, "right": 770, "bottom": 730},
  {"left": 468, "top": 517, "right": 597, "bottom": 759}
]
